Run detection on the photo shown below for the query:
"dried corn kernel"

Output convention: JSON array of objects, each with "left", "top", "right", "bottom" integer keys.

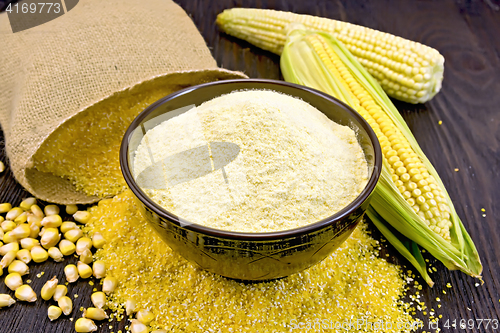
[
  {"left": 74, "top": 317, "right": 97, "bottom": 332},
  {"left": 136, "top": 309, "right": 154, "bottom": 325},
  {"left": 15, "top": 249, "right": 31, "bottom": 264},
  {"left": 74, "top": 211, "right": 91, "bottom": 224},
  {"left": 61, "top": 221, "right": 79, "bottom": 234},
  {"left": 58, "top": 295, "right": 73, "bottom": 315},
  {"left": 28, "top": 223, "right": 40, "bottom": 238},
  {"left": 126, "top": 299, "right": 137, "bottom": 316},
  {"left": 8, "top": 260, "right": 29, "bottom": 276},
  {"left": 48, "top": 305, "right": 63, "bottom": 321},
  {"left": 48, "top": 247, "right": 64, "bottom": 262},
  {"left": 27, "top": 214, "right": 42, "bottom": 228},
  {"left": 102, "top": 276, "right": 117, "bottom": 294},
  {"left": 6, "top": 207, "right": 23, "bottom": 221},
  {"left": 40, "top": 227, "right": 60, "bottom": 249},
  {"left": 10, "top": 223, "right": 31, "bottom": 239},
  {"left": 0, "top": 294, "right": 15, "bottom": 308},
  {"left": 77, "top": 261, "right": 93, "bottom": 279},
  {"left": 66, "top": 204, "right": 79, "bottom": 215},
  {"left": 15, "top": 284, "right": 37, "bottom": 302},
  {"left": 92, "top": 260, "right": 106, "bottom": 279},
  {"left": 84, "top": 307, "right": 109, "bottom": 321},
  {"left": 2, "top": 231, "right": 17, "bottom": 243},
  {"left": 64, "top": 264, "right": 79, "bottom": 283},
  {"left": 41, "top": 215, "right": 63, "bottom": 228},
  {"left": 1, "top": 220, "right": 16, "bottom": 233},
  {"left": 92, "top": 232, "right": 106, "bottom": 249},
  {"left": 0, "top": 203, "right": 12, "bottom": 214},
  {"left": 14, "top": 212, "right": 28, "bottom": 224},
  {"left": 65, "top": 228, "right": 84, "bottom": 243},
  {"left": 41, "top": 276, "right": 59, "bottom": 300},
  {"left": 1, "top": 251, "right": 17, "bottom": 268},
  {"left": 31, "top": 245, "right": 49, "bottom": 263},
  {"left": 44, "top": 205, "right": 60, "bottom": 216},
  {"left": 80, "top": 248, "right": 93, "bottom": 265},
  {"left": 5, "top": 272, "right": 23, "bottom": 291},
  {"left": 59, "top": 239, "right": 76, "bottom": 256},
  {"left": 53, "top": 285, "right": 68, "bottom": 301},
  {"left": 20, "top": 238, "right": 39, "bottom": 250},
  {"left": 20, "top": 198, "right": 37, "bottom": 211},
  {"left": 0, "top": 242, "right": 19, "bottom": 256},
  {"left": 76, "top": 237, "right": 93, "bottom": 255},
  {"left": 130, "top": 320, "right": 148, "bottom": 333},
  {"left": 30, "top": 204, "right": 44, "bottom": 219},
  {"left": 91, "top": 292, "right": 106, "bottom": 309}
]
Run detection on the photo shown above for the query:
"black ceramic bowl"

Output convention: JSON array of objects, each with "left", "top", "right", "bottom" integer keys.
[{"left": 120, "top": 79, "right": 381, "bottom": 281}]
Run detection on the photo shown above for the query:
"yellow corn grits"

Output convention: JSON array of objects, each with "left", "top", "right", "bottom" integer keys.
[
  {"left": 86, "top": 190, "right": 422, "bottom": 332},
  {"left": 32, "top": 85, "right": 177, "bottom": 198}
]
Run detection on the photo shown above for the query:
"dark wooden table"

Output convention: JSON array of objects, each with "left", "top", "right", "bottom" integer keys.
[{"left": 1, "top": 0, "right": 499, "bottom": 332}]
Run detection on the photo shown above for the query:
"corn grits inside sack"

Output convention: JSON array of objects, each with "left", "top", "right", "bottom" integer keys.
[
  {"left": 32, "top": 82, "right": 178, "bottom": 199},
  {"left": 0, "top": 0, "right": 245, "bottom": 204}
]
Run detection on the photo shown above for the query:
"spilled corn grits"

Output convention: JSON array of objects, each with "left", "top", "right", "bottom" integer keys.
[
  {"left": 32, "top": 84, "right": 177, "bottom": 198},
  {"left": 134, "top": 90, "right": 368, "bottom": 232},
  {"left": 86, "top": 190, "right": 421, "bottom": 332}
]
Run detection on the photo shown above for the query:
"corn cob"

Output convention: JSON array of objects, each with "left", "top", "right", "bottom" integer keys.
[
  {"left": 280, "top": 25, "right": 481, "bottom": 284},
  {"left": 217, "top": 8, "right": 444, "bottom": 104}
]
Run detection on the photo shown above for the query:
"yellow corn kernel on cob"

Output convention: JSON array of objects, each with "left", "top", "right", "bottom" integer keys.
[
  {"left": 217, "top": 8, "right": 444, "bottom": 104},
  {"left": 280, "top": 26, "right": 481, "bottom": 284},
  {"left": 308, "top": 35, "right": 451, "bottom": 238}
]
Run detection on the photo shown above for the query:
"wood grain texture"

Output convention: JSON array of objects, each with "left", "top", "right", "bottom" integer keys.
[{"left": 0, "top": 0, "right": 499, "bottom": 332}]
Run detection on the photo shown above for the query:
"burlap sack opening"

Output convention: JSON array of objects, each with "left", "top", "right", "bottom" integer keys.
[{"left": 0, "top": 0, "right": 247, "bottom": 204}]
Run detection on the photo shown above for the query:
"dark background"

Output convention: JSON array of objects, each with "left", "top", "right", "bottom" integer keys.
[{"left": 0, "top": 0, "right": 499, "bottom": 332}]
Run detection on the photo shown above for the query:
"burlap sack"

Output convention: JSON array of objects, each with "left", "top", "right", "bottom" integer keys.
[{"left": 0, "top": 0, "right": 246, "bottom": 204}]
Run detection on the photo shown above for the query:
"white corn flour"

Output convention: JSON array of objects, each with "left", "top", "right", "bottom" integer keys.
[{"left": 133, "top": 90, "right": 368, "bottom": 232}]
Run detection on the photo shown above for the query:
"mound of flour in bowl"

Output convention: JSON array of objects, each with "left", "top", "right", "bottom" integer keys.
[{"left": 133, "top": 90, "right": 368, "bottom": 232}]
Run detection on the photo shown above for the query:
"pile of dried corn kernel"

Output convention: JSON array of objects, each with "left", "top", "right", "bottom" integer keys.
[
  {"left": 84, "top": 189, "right": 425, "bottom": 333},
  {"left": 0, "top": 197, "right": 135, "bottom": 332},
  {"left": 32, "top": 84, "right": 176, "bottom": 198}
]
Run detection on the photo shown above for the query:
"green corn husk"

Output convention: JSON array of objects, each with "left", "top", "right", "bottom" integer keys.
[
  {"left": 368, "top": 206, "right": 434, "bottom": 287},
  {"left": 280, "top": 25, "right": 482, "bottom": 284}
]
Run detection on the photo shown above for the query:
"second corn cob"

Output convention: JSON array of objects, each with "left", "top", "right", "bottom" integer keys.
[
  {"left": 217, "top": 8, "right": 444, "bottom": 104},
  {"left": 280, "top": 25, "right": 481, "bottom": 284}
]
